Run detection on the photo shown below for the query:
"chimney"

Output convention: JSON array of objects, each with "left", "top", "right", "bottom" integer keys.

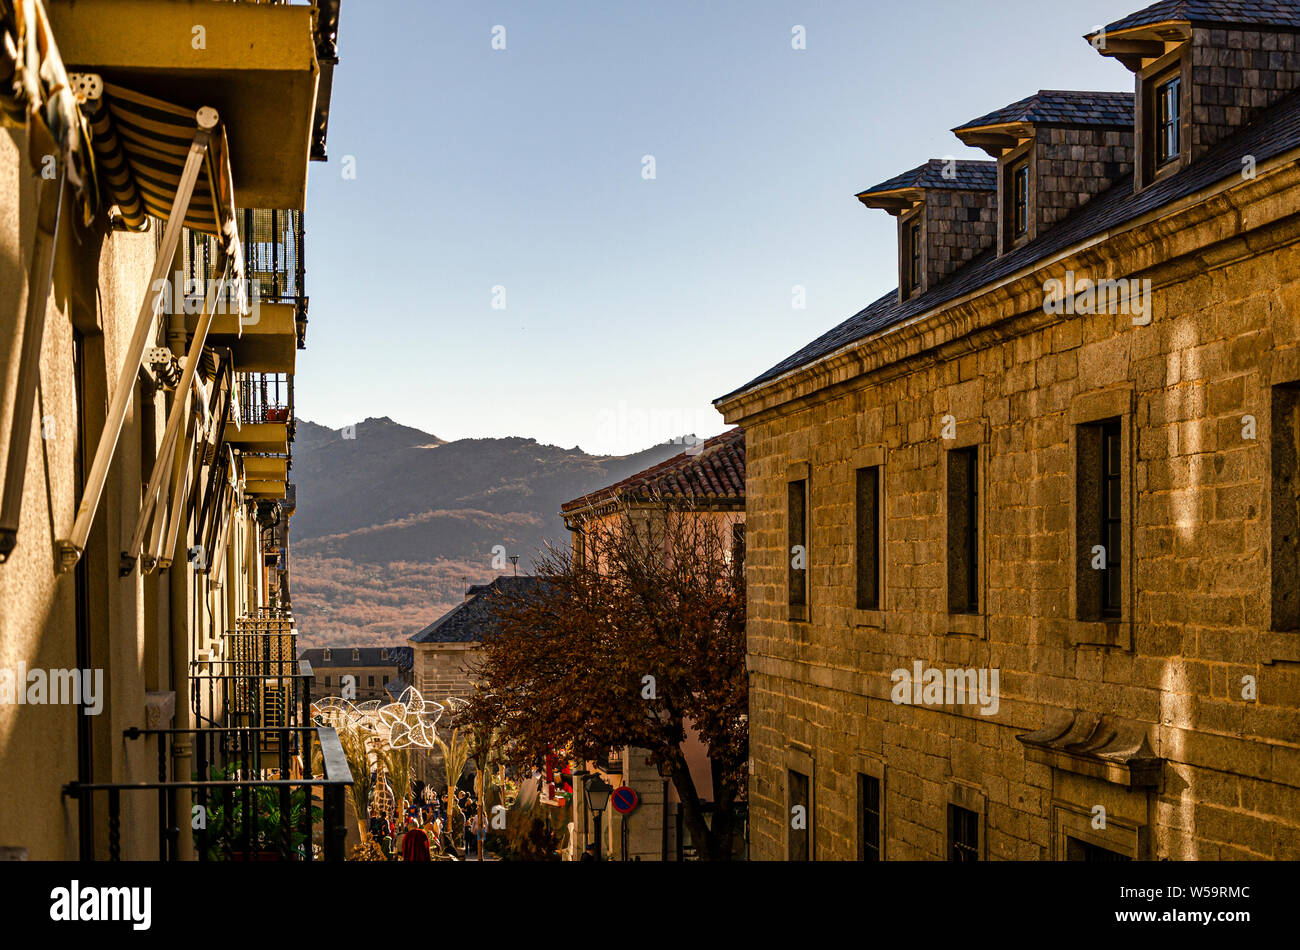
[
  {"left": 856, "top": 159, "right": 998, "bottom": 304},
  {"left": 954, "top": 90, "right": 1135, "bottom": 254},
  {"left": 1085, "top": 2, "right": 1300, "bottom": 191}
]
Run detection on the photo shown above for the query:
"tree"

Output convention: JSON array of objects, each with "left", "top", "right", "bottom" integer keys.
[
  {"left": 468, "top": 496, "right": 747, "bottom": 860},
  {"left": 434, "top": 726, "right": 472, "bottom": 852}
]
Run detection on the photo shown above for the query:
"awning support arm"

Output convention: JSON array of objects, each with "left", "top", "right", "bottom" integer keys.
[
  {"left": 121, "top": 261, "right": 229, "bottom": 575},
  {"left": 59, "top": 109, "right": 219, "bottom": 573},
  {"left": 0, "top": 169, "right": 65, "bottom": 562}
]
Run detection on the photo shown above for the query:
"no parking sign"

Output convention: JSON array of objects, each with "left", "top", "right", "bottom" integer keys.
[{"left": 611, "top": 786, "right": 639, "bottom": 815}]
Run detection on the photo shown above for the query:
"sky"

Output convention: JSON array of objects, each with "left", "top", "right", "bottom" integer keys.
[{"left": 298, "top": 0, "right": 1147, "bottom": 456}]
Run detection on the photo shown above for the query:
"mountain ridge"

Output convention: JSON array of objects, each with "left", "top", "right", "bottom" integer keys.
[{"left": 289, "top": 416, "right": 697, "bottom": 647}]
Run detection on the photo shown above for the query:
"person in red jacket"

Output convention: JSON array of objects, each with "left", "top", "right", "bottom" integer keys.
[{"left": 401, "top": 824, "right": 431, "bottom": 862}]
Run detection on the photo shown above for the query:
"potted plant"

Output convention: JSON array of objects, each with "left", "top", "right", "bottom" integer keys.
[{"left": 198, "top": 765, "right": 321, "bottom": 861}]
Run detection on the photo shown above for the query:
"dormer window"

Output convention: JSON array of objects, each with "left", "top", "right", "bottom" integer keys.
[
  {"left": 1155, "top": 76, "right": 1181, "bottom": 167},
  {"left": 907, "top": 218, "right": 923, "bottom": 295},
  {"left": 322, "top": 648, "right": 331, "bottom": 661},
  {"left": 352, "top": 648, "right": 360, "bottom": 662},
  {"left": 1012, "top": 161, "right": 1030, "bottom": 238}
]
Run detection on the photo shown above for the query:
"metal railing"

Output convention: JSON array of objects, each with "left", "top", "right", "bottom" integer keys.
[
  {"left": 62, "top": 724, "right": 352, "bottom": 861},
  {"left": 193, "top": 616, "right": 301, "bottom": 731},
  {"left": 184, "top": 209, "right": 308, "bottom": 346},
  {"left": 237, "top": 372, "right": 293, "bottom": 426}
]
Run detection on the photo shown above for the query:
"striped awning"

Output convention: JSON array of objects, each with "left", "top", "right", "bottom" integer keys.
[
  {"left": 83, "top": 82, "right": 242, "bottom": 266},
  {"left": 0, "top": 0, "right": 98, "bottom": 222}
]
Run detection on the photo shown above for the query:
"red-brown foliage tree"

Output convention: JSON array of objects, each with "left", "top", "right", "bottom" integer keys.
[{"left": 468, "top": 498, "right": 747, "bottom": 860}]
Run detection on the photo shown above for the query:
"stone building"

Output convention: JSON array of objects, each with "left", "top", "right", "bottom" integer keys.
[
  {"left": 408, "top": 576, "right": 544, "bottom": 702},
  {"left": 715, "top": 0, "right": 1300, "bottom": 861},
  {"left": 299, "top": 646, "right": 412, "bottom": 704},
  {"left": 561, "top": 427, "right": 747, "bottom": 860}
]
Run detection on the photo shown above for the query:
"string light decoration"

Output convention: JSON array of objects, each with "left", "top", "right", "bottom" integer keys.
[{"left": 310, "top": 684, "right": 458, "bottom": 750}]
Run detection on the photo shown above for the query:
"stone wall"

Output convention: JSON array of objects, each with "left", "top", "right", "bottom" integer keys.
[
  {"left": 1190, "top": 27, "right": 1300, "bottom": 160},
  {"left": 922, "top": 189, "right": 997, "bottom": 288},
  {"left": 731, "top": 168, "right": 1300, "bottom": 860},
  {"left": 1035, "top": 127, "right": 1135, "bottom": 234}
]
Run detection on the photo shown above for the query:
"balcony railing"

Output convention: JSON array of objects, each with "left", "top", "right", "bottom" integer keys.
[
  {"left": 193, "top": 615, "right": 302, "bottom": 732},
  {"left": 237, "top": 372, "right": 294, "bottom": 427},
  {"left": 184, "top": 208, "right": 308, "bottom": 346},
  {"left": 62, "top": 724, "right": 352, "bottom": 861}
]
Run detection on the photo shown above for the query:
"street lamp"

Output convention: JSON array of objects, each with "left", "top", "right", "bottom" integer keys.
[{"left": 583, "top": 774, "right": 613, "bottom": 862}]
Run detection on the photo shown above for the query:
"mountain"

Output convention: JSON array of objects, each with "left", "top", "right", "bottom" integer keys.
[{"left": 288, "top": 417, "right": 690, "bottom": 648}]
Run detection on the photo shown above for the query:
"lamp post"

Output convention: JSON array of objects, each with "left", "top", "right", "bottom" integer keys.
[{"left": 583, "top": 774, "right": 613, "bottom": 862}]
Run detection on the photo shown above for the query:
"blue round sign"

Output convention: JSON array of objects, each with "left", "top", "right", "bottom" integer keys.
[{"left": 611, "top": 786, "right": 639, "bottom": 815}]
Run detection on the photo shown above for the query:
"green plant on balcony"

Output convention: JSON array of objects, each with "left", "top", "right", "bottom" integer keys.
[{"left": 198, "top": 764, "right": 321, "bottom": 861}]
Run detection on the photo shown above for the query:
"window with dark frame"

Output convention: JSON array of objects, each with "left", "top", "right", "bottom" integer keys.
[
  {"left": 731, "top": 520, "right": 746, "bottom": 579},
  {"left": 788, "top": 769, "right": 810, "bottom": 861},
  {"left": 788, "top": 479, "right": 807, "bottom": 610},
  {"left": 1273, "top": 385, "right": 1300, "bottom": 631},
  {"left": 1155, "top": 75, "right": 1181, "bottom": 167},
  {"left": 908, "top": 219, "right": 922, "bottom": 293},
  {"left": 858, "top": 774, "right": 881, "bottom": 862},
  {"left": 1077, "top": 418, "right": 1123, "bottom": 621},
  {"left": 855, "top": 466, "right": 881, "bottom": 610},
  {"left": 1101, "top": 420, "right": 1123, "bottom": 618},
  {"left": 947, "top": 447, "right": 980, "bottom": 615},
  {"left": 948, "top": 804, "right": 979, "bottom": 862},
  {"left": 1066, "top": 837, "right": 1132, "bottom": 862},
  {"left": 1012, "top": 160, "right": 1030, "bottom": 238}
]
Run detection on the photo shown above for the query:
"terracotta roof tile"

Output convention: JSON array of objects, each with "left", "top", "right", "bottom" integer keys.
[{"left": 561, "top": 428, "right": 745, "bottom": 514}]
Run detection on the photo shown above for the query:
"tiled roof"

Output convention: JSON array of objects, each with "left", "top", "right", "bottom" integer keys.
[
  {"left": 300, "top": 646, "right": 412, "bottom": 668},
  {"left": 560, "top": 427, "right": 745, "bottom": 514},
  {"left": 856, "top": 159, "right": 997, "bottom": 199},
  {"left": 718, "top": 89, "right": 1300, "bottom": 404},
  {"left": 409, "top": 576, "right": 547, "bottom": 644},
  {"left": 955, "top": 90, "right": 1134, "bottom": 132},
  {"left": 1100, "top": 0, "right": 1300, "bottom": 32}
]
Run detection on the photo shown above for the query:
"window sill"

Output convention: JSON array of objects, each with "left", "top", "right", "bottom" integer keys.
[
  {"left": 788, "top": 604, "right": 808, "bottom": 624},
  {"left": 854, "top": 609, "right": 885, "bottom": 629},
  {"left": 1069, "top": 619, "right": 1132, "bottom": 650},
  {"left": 946, "top": 613, "right": 986, "bottom": 638},
  {"left": 1262, "top": 630, "right": 1300, "bottom": 665}
]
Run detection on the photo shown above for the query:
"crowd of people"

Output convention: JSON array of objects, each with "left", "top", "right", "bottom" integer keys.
[{"left": 368, "top": 788, "right": 487, "bottom": 861}]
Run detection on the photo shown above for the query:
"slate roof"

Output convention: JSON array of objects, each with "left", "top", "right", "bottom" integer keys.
[
  {"left": 409, "top": 576, "right": 547, "bottom": 644},
  {"left": 300, "top": 646, "right": 412, "bottom": 668},
  {"left": 1100, "top": 0, "right": 1300, "bottom": 32},
  {"left": 955, "top": 90, "right": 1135, "bottom": 132},
  {"left": 856, "top": 159, "right": 997, "bottom": 199},
  {"left": 717, "top": 88, "right": 1300, "bottom": 404},
  {"left": 560, "top": 427, "right": 745, "bottom": 515}
]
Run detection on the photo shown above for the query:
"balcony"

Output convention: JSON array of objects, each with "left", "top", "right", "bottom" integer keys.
[
  {"left": 62, "top": 723, "right": 352, "bottom": 861},
  {"left": 193, "top": 613, "right": 301, "bottom": 730},
  {"left": 186, "top": 209, "right": 308, "bottom": 372},
  {"left": 230, "top": 372, "right": 293, "bottom": 494},
  {"left": 46, "top": 0, "right": 332, "bottom": 208}
]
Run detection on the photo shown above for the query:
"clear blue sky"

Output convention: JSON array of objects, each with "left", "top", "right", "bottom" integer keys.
[{"left": 299, "top": 0, "right": 1144, "bottom": 455}]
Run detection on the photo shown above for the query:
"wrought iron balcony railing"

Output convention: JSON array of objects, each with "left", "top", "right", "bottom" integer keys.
[
  {"left": 237, "top": 372, "right": 294, "bottom": 427},
  {"left": 193, "top": 615, "right": 301, "bottom": 729},
  {"left": 185, "top": 208, "right": 308, "bottom": 347},
  {"left": 62, "top": 724, "right": 352, "bottom": 861}
]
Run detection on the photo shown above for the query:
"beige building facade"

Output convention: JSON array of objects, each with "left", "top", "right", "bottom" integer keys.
[{"left": 0, "top": 0, "right": 339, "bottom": 860}]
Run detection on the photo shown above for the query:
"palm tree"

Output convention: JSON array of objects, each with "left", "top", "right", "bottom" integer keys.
[{"left": 434, "top": 727, "right": 472, "bottom": 851}]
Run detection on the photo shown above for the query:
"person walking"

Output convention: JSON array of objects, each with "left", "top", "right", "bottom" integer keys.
[{"left": 401, "top": 823, "right": 431, "bottom": 862}]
